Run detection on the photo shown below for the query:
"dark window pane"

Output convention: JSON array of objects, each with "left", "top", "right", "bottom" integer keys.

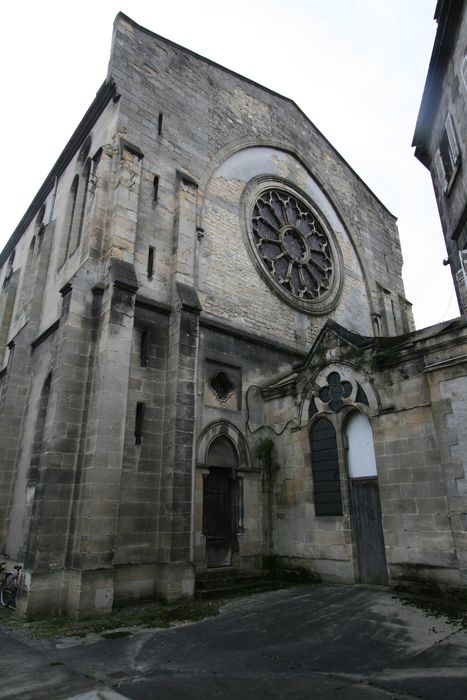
[{"left": 310, "top": 418, "right": 342, "bottom": 516}]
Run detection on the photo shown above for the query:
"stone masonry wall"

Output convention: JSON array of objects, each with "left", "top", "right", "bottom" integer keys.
[
  {"left": 261, "top": 324, "right": 467, "bottom": 590},
  {"left": 108, "top": 15, "right": 410, "bottom": 345},
  {"left": 195, "top": 322, "right": 304, "bottom": 568}
]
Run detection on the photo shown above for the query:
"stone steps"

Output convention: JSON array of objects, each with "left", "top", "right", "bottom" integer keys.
[{"left": 195, "top": 568, "right": 277, "bottom": 599}]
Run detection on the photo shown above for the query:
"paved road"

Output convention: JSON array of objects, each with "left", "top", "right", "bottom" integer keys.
[{"left": 1, "top": 584, "right": 466, "bottom": 699}]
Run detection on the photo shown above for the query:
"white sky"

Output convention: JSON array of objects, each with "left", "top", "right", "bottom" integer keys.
[{"left": 0, "top": 0, "right": 459, "bottom": 328}]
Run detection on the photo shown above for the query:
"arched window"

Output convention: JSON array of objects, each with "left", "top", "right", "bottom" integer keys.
[
  {"left": 345, "top": 412, "right": 378, "bottom": 479},
  {"left": 29, "top": 374, "right": 52, "bottom": 481},
  {"left": 4, "top": 250, "right": 15, "bottom": 287},
  {"left": 74, "top": 158, "right": 91, "bottom": 251},
  {"left": 63, "top": 174, "right": 79, "bottom": 260},
  {"left": 78, "top": 136, "right": 91, "bottom": 165},
  {"left": 60, "top": 135, "right": 93, "bottom": 264},
  {"left": 18, "top": 236, "right": 37, "bottom": 311},
  {"left": 36, "top": 204, "right": 46, "bottom": 228},
  {"left": 35, "top": 204, "right": 46, "bottom": 248},
  {"left": 0, "top": 250, "right": 17, "bottom": 352},
  {"left": 309, "top": 417, "right": 343, "bottom": 516}
]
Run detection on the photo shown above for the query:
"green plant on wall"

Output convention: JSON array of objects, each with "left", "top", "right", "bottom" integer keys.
[{"left": 256, "top": 438, "right": 279, "bottom": 475}]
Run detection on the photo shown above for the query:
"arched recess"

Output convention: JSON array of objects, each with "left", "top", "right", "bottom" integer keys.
[
  {"left": 300, "top": 361, "right": 380, "bottom": 427},
  {"left": 344, "top": 411, "right": 387, "bottom": 585},
  {"left": 206, "top": 435, "right": 238, "bottom": 468},
  {"left": 197, "top": 422, "right": 249, "bottom": 568},
  {"left": 196, "top": 420, "right": 251, "bottom": 471}
]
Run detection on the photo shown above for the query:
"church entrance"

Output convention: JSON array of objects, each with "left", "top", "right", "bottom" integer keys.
[
  {"left": 346, "top": 413, "right": 387, "bottom": 585},
  {"left": 203, "top": 468, "right": 232, "bottom": 566},
  {"left": 203, "top": 436, "right": 238, "bottom": 567}
]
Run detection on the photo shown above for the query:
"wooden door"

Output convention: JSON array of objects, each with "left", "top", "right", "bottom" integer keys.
[
  {"left": 351, "top": 478, "right": 388, "bottom": 585},
  {"left": 203, "top": 468, "right": 232, "bottom": 567},
  {"left": 346, "top": 412, "right": 387, "bottom": 585}
]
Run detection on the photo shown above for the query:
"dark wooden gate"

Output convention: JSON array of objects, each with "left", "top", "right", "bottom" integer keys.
[
  {"left": 351, "top": 478, "right": 387, "bottom": 585},
  {"left": 203, "top": 468, "right": 232, "bottom": 567}
]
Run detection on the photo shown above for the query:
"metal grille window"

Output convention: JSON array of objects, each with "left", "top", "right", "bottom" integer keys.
[{"left": 309, "top": 418, "right": 343, "bottom": 516}]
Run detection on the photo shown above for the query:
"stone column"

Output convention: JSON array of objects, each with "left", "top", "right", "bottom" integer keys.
[
  {"left": 84, "top": 143, "right": 116, "bottom": 263},
  {"left": 20, "top": 268, "right": 97, "bottom": 615},
  {"left": 156, "top": 172, "right": 201, "bottom": 602},
  {"left": 64, "top": 260, "right": 139, "bottom": 616},
  {"left": 22, "top": 140, "right": 144, "bottom": 616}
]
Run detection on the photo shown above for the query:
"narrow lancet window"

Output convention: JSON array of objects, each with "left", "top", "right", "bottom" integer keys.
[
  {"left": 148, "top": 247, "right": 155, "bottom": 279},
  {"left": 140, "top": 330, "right": 149, "bottom": 367},
  {"left": 135, "top": 402, "right": 145, "bottom": 445}
]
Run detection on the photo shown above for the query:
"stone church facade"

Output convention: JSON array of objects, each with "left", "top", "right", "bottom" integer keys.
[{"left": 0, "top": 13, "right": 466, "bottom": 616}]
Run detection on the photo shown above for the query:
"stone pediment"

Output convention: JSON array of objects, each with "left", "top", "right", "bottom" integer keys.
[
  {"left": 261, "top": 321, "right": 373, "bottom": 402},
  {"left": 297, "top": 320, "right": 373, "bottom": 375}
]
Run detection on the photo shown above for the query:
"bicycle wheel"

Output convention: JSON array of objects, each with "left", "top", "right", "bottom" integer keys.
[{"left": 0, "top": 573, "right": 17, "bottom": 608}]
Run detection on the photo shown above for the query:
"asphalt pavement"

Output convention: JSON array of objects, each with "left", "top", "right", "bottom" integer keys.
[{"left": 1, "top": 584, "right": 466, "bottom": 699}]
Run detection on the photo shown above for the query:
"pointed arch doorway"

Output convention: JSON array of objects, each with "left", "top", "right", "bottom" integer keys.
[
  {"left": 346, "top": 412, "right": 387, "bottom": 585},
  {"left": 203, "top": 435, "right": 239, "bottom": 567}
]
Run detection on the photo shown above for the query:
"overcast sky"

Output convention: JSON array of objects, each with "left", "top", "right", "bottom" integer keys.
[{"left": 0, "top": 0, "right": 458, "bottom": 328}]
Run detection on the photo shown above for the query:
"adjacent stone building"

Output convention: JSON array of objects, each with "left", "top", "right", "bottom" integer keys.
[
  {"left": 0, "top": 12, "right": 466, "bottom": 617},
  {"left": 413, "top": 0, "right": 467, "bottom": 314}
]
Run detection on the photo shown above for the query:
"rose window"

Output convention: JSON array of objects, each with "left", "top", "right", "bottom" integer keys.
[{"left": 252, "top": 189, "right": 333, "bottom": 301}]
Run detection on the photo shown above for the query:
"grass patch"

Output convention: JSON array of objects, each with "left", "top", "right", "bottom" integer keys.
[
  {"left": 0, "top": 598, "right": 220, "bottom": 639},
  {"left": 395, "top": 592, "right": 467, "bottom": 628}
]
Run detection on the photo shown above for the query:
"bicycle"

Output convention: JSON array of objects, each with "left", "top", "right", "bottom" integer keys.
[
  {"left": 0, "top": 563, "right": 6, "bottom": 594},
  {"left": 0, "top": 565, "right": 22, "bottom": 609}
]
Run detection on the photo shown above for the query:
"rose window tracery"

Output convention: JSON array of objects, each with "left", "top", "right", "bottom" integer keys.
[
  {"left": 252, "top": 189, "right": 333, "bottom": 302},
  {"left": 319, "top": 371, "right": 352, "bottom": 412}
]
